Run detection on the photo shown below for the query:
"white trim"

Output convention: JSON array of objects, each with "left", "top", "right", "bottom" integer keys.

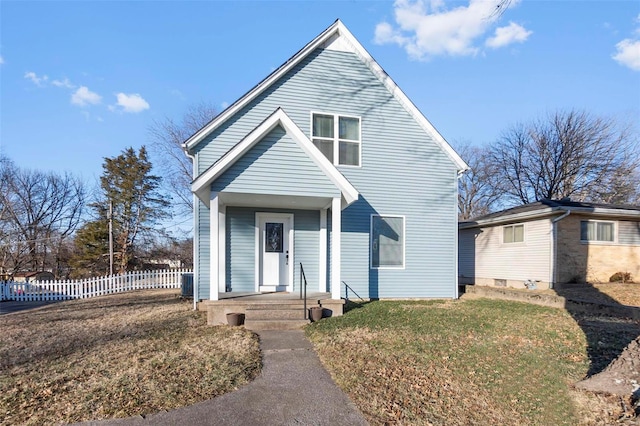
[
  {"left": 331, "top": 197, "right": 341, "bottom": 299},
  {"left": 218, "top": 204, "right": 226, "bottom": 292},
  {"left": 310, "top": 111, "right": 362, "bottom": 168},
  {"left": 461, "top": 206, "right": 640, "bottom": 229},
  {"left": 453, "top": 172, "right": 459, "bottom": 299},
  {"left": 183, "top": 20, "right": 468, "bottom": 173},
  {"left": 580, "top": 219, "right": 617, "bottom": 244},
  {"left": 370, "top": 214, "right": 406, "bottom": 270},
  {"left": 319, "top": 208, "right": 327, "bottom": 293},
  {"left": 255, "top": 212, "right": 295, "bottom": 293},
  {"left": 191, "top": 108, "right": 359, "bottom": 208},
  {"left": 192, "top": 193, "right": 199, "bottom": 307},
  {"left": 209, "top": 192, "right": 219, "bottom": 301}
]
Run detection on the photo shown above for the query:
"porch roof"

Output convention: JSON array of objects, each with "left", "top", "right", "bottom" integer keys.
[{"left": 191, "top": 108, "right": 359, "bottom": 209}]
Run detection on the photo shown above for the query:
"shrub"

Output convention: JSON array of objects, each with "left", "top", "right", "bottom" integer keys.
[{"left": 609, "top": 272, "right": 632, "bottom": 283}]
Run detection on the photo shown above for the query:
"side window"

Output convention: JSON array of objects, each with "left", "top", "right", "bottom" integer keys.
[
  {"left": 580, "top": 220, "right": 615, "bottom": 242},
  {"left": 371, "top": 215, "right": 404, "bottom": 268},
  {"left": 503, "top": 224, "right": 524, "bottom": 243}
]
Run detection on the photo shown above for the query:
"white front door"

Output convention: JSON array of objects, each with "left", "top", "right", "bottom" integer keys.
[{"left": 256, "top": 213, "right": 293, "bottom": 292}]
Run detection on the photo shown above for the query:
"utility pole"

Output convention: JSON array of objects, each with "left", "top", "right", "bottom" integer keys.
[{"left": 108, "top": 200, "right": 114, "bottom": 276}]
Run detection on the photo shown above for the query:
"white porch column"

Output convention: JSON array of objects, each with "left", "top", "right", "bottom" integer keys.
[
  {"left": 330, "top": 197, "right": 341, "bottom": 300},
  {"left": 218, "top": 203, "right": 226, "bottom": 293},
  {"left": 209, "top": 192, "right": 219, "bottom": 301},
  {"left": 319, "top": 208, "right": 327, "bottom": 292}
]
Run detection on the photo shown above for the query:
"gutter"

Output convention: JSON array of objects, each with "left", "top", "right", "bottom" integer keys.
[{"left": 550, "top": 210, "right": 571, "bottom": 289}]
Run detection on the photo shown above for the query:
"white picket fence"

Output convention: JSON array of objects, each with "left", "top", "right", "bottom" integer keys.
[{"left": 0, "top": 269, "right": 193, "bottom": 302}]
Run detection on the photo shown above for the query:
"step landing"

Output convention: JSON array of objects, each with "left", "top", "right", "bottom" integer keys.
[{"left": 201, "top": 296, "right": 345, "bottom": 329}]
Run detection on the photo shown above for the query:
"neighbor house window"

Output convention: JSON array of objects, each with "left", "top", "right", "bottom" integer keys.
[
  {"left": 371, "top": 215, "right": 405, "bottom": 268},
  {"left": 312, "top": 113, "right": 361, "bottom": 166},
  {"left": 503, "top": 224, "right": 524, "bottom": 243},
  {"left": 581, "top": 220, "right": 615, "bottom": 242}
]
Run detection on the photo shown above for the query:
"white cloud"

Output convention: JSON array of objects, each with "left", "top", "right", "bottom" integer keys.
[
  {"left": 612, "top": 15, "right": 640, "bottom": 71},
  {"left": 24, "top": 71, "right": 49, "bottom": 86},
  {"left": 0, "top": 56, "right": 4, "bottom": 65},
  {"left": 220, "top": 101, "right": 229, "bottom": 110},
  {"left": 71, "top": 86, "right": 102, "bottom": 106},
  {"left": 375, "top": 0, "right": 529, "bottom": 60},
  {"left": 114, "top": 93, "right": 150, "bottom": 113},
  {"left": 52, "top": 78, "right": 75, "bottom": 89},
  {"left": 613, "top": 39, "right": 640, "bottom": 71},
  {"left": 486, "top": 22, "right": 532, "bottom": 48}
]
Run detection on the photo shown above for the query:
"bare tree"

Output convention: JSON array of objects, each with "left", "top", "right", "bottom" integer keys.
[
  {"left": 148, "top": 102, "right": 217, "bottom": 215},
  {"left": 0, "top": 161, "right": 85, "bottom": 275},
  {"left": 456, "top": 142, "right": 502, "bottom": 220},
  {"left": 491, "top": 109, "right": 639, "bottom": 205}
]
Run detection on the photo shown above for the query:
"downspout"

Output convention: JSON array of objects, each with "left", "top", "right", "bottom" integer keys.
[
  {"left": 184, "top": 148, "right": 198, "bottom": 311},
  {"left": 550, "top": 210, "right": 571, "bottom": 289}
]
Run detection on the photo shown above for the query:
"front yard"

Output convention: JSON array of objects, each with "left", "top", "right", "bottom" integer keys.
[
  {"left": 0, "top": 290, "right": 261, "bottom": 426},
  {"left": 306, "top": 298, "right": 640, "bottom": 425},
  {"left": 1, "top": 289, "right": 638, "bottom": 425}
]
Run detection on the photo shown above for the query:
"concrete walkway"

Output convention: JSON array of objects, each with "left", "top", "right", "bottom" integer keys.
[{"left": 79, "top": 330, "right": 368, "bottom": 426}]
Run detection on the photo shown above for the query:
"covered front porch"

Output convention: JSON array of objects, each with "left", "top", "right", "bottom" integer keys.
[{"left": 190, "top": 108, "right": 359, "bottom": 309}]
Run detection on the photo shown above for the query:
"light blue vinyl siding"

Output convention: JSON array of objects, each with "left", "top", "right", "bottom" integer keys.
[
  {"left": 211, "top": 126, "right": 339, "bottom": 198},
  {"left": 195, "top": 47, "right": 460, "bottom": 299},
  {"left": 619, "top": 220, "right": 640, "bottom": 245},
  {"left": 225, "top": 207, "right": 320, "bottom": 292},
  {"left": 225, "top": 208, "right": 254, "bottom": 292}
]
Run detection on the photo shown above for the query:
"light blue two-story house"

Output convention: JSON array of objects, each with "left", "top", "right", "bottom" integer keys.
[{"left": 183, "top": 20, "right": 468, "bottom": 323}]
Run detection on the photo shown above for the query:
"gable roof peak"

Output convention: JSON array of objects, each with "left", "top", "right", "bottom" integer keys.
[{"left": 183, "top": 20, "right": 468, "bottom": 173}]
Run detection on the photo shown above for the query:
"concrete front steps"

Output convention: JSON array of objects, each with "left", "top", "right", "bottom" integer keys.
[
  {"left": 244, "top": 302, "right": 313, "bottom": 331},
  {"left": 199, "top": 294, "right": 345, "bottom": 330}
]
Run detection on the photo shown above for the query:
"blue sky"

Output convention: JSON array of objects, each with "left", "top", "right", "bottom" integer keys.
[{"left": 2, "top": 0, "right": 639, "bottom": 187}]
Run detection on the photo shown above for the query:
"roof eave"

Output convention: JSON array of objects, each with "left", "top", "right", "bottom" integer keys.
[{"left": 459, "top": 204, "right": 640, "bottom": 229}]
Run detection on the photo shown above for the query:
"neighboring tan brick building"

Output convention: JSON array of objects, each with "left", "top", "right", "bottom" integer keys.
[{"left": 459, "top": 200, "right": 640, "bottom": 289}]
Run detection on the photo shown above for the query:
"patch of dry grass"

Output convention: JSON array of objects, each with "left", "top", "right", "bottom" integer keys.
[
  {"left": 0, "top": 290, "right": 261, "bottom": 425},
  {"left": 307, "top": 299, "right": 634, "bottom": 426},
  {"left": 562, "top": 283, "right": 640, "bottom": 307}
]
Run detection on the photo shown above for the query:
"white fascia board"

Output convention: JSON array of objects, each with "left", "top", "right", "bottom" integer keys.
[
  {"left": 568, "top": 207, "right": 640, "bottom": 218},
  {"left": 332, "top": 22, "right": 469, "bottom": 173},
  {"left": 191, "top": 108, "right": 358, "bottom": 208},
  {"left": 184, "top": 20, "right": 343, "bottom": 152},
  {"left": 459, "top": 205, "right": 640, "bottom": 229},
  {"left": 458, "top": 208, "right": 560, "bottom": 229}
]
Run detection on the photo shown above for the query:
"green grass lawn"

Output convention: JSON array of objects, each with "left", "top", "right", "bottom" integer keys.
[{"left": 306, "top": 298, "right": 626, "bottom": 426}]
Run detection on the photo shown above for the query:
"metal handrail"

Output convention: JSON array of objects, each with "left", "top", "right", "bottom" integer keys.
[
  {"left": 342, "top": 281, "right": 365, "bottom": 303},
  {"left": 299, "top": 263, "right": 308, "bottom": 319}
]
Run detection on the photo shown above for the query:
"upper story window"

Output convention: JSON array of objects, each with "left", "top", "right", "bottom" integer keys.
[
  {"left": 312, "top": 113, "right": 361, "bottom": 166},
  {"left": 581, "top": 220, "right": 615, "bottom": 242},
  {"left": 503, "top": 224, "right": 524, "bottom": 244}
]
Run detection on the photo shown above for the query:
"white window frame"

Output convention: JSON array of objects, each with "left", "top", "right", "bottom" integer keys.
[
  {"left": 580, "top": 220, "right": 616, "bottom": 243},
  {"left": 370, "top": 214, "right": 405, "bottom": 269},
  {"left": 502, "top": 224, "right": 525, "bottom": 244},
  {"left": 310, "top": 111, "right": 362, "bottom": 167}
]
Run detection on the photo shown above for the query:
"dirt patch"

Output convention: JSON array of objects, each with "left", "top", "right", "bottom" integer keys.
[{"left": 576, "top": 336, "right": 640, "bottom": 397}]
